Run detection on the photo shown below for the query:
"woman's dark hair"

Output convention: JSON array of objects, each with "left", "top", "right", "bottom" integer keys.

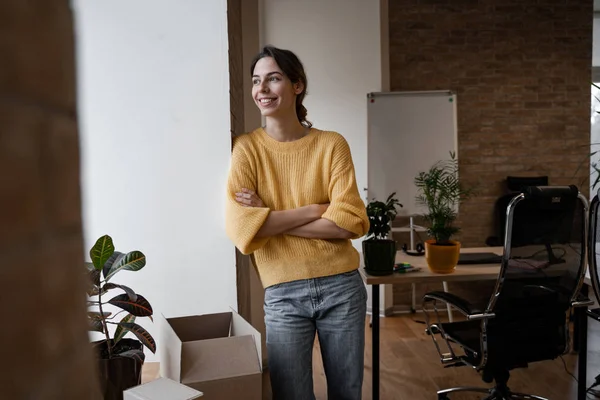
[{"left": 250, "top": 45, "right": 312, "bottom": 128}]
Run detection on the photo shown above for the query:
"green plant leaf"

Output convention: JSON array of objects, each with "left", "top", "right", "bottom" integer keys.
[
  {"left": 104, "top": 251, "right": 146, "bottom": 282},
  {"left": 116, "top": 349, "right": 146, "bottom": 363},
  {"left": 118, "top": 322, "right": 156, "bottom": 353},
  {"left": 108, "top": 294, "right": 153, "bottom": 317},
  {"left": 102, "top": 251, "right": 125, "bottom": 280},
  {"left": 102, "top": 283, "right": 137, "bottom": 302},
  {"left": 90, "top": 235, "right": 115, "bottom": 271},
  {"left": 114, "top": 314, "right": 136, "bottom": 344},
  {"left": 385, "top": 191, "right": 396, "bottom": 203},
  {"left": 366, "top": 192, "right": 402, "bottom": 240},
  {"left": 414, "top": 152, "right": 474, "bottom": 243}
]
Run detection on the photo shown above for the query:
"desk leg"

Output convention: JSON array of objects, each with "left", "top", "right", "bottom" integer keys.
[
  {"left": 372, "top": 284, "right": 380, "bottom": 400},
  {"left": 577, "top": 306, "right": 588, "bottom": 400},
  {"left": 442, "top": 281, "right": 453, "bottom": 322},
  {"left": 574, "top": 285, "right": 588, "bottom": 352},
  {"left": 411, "top": 283, "right": 416, "bottom": 313}
]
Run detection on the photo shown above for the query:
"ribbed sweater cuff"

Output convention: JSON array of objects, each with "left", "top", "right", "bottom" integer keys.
[{"left": 322, "top": 207, "right": 362, "bottom": 238}]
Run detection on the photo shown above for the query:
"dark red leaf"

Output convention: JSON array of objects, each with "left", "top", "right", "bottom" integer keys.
[
  {"left": 103, "top": 283, "right": 137, "bottom": 302},
  {"left": 118, "top": 322, "right": 156, "bottom": 353},
  {"left": 108, "top": 294, "right": 152, "bottom": 317}
]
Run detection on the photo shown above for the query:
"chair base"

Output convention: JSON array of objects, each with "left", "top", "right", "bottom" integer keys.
[{"left": 437, "top": 386, "right": 548, "bottom": 400}]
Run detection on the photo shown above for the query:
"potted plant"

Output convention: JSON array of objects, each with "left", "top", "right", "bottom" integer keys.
[
  {"left": 86, "top": 235, "right": 156, "bottom": 400},
  {"left": 363, "top": 192, "right": 403, "bottom": 275},
  {"left": 414, "top": 152, "right": 473, "bottom": 273}
]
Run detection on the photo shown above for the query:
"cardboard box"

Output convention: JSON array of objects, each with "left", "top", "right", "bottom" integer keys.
[
  {"left": 123, "top": 377, "right": 203, "bottom": 400},
  {"left": 159, "top": 310, "right": 262, "bottom": 400}
]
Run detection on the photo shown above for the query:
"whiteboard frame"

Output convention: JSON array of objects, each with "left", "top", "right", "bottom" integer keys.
[{"left": 366, "top": 90, "right": 458, "bottom": 218}]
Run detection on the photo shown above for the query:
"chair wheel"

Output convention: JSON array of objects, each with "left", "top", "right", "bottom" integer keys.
[
  {"left": 438, "top": 395, "right": 449, "bottom": 400},
  {"left": 426, "top": 325, "right": 440, "bottom": 335}
]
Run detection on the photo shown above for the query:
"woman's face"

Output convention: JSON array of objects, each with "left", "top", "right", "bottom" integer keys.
[{"left": 251, "top": 56, "right": 303, "bottom": 119}]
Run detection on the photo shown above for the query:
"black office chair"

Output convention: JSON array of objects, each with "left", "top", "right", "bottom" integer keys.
[
  {"left": 423, "top": 186, "right": 589, "bottom": 400},
  {"left": 588, "top": 189, "right": 600, "bottom": 307},
  {"left": 486, "top": 176, "right": 549, "bottom": 247},
  {"left": 586, "top": 189, "right": 600, "bottom": 395}
]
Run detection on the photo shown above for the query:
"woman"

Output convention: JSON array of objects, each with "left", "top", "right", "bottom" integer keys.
[{"left": 225, "top": 45, "right": 369, "bottom": 400}]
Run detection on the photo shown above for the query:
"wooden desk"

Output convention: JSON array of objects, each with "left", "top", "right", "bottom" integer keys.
[
  {"left": 361, "top": 247, "right": 502, "bottom": 285},
  {"left": 360, "top": 246, "right": 590, "bottom": 400},
  {"left": 359, "top": 247, "right": 502, "bottom": 400}
]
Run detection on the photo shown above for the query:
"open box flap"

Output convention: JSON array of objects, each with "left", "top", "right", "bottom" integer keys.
[
  {"left": 124, "top": 377, "right": 203, "bottom": 400},
  {"left": 180, "top": 335, "right": 261, "bottom": 384},
  {"left": 229, "top": 307, "right": 262, "bottom": 371},
  {"left": 165, "top": 313, "right": 232, "bottom": 342},
  {"left": 159, "top": 314, "right": 183, "bottom": 381}
]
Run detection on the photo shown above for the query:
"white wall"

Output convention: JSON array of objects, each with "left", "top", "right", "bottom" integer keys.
[
  {"left": 73, "top": 0, "right": 235, "bottom": 361},
  {"left": 260, "top": 0, "right": 381, "bottom": 230},
  {"left": 260, "top": 0, "right": 393, "bottom": 313},
  {"left": 594, "top": 15, "right": 600, "bottom": 67}
]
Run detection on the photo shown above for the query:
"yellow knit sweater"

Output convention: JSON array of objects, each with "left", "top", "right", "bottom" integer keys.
[{"left": 225, "top": 127, "right": 369, "bottom": 288}]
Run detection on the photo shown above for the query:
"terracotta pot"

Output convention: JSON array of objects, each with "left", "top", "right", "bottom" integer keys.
[{"left": 425, "top": 239, "right": 460, "bottom": 274}]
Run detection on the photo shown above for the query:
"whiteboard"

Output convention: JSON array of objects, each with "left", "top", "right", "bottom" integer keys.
[{"left": 367, "top": 91, "right": 457, "bottom": 217}]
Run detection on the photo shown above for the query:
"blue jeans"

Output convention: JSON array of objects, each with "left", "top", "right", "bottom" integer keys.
[{"left": 264, "top": 269, "right": 367, "bottom": 400}]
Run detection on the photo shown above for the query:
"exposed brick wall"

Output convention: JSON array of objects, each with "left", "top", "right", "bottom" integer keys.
[
  {"left": 388, "top": 0, "right": 592, "bottom": 306},
  {"left": 1, "top": 1, "right": 100, "bottom": 398}
]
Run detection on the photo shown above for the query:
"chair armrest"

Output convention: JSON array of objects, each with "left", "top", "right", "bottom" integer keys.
[
  {"left": 423, "top": 291, "right": 484, "bottom": 317},
  {"left": 588, "top": 308, "right": 600, "bottom": 321},
  {"left": 573, "top": 295, "right": 593, "bottom": 308}
]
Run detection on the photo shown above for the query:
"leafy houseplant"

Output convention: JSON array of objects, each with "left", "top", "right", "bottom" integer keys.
[
  {"left": 362, "top": 192, "right": 403, "bottom": 275},
  {"left": 86, "top": 235, "right": 156, "bottom": 400},
  {"left": 414, "top": 152, "right": 473, "bottom": 273}
]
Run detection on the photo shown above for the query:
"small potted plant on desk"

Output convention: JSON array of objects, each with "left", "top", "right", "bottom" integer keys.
[
  {"left": 363, "top": 192, "right": 403, "bottom": 275},
  {"left": 414, "top": 152, "right": 474, "bottom": 274},
  {"left": 86, "top": 235, "right": 156, "bottom": 400}
]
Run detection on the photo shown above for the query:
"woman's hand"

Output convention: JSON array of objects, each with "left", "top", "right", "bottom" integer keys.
[
  {"left": 312, "top": 203, "right": 329, "bottom": 218},
  {"left": 235, "top": 188, "right": 264, "bottom": 207}
]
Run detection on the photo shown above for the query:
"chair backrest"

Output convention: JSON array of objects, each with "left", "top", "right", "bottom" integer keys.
[
  {"left": 486, "top": 176, "right": 550, "bottom": 247},
  {"left": 588, "top": 189, "right": 600, "bottom": 301},
  {"left": 487, "top": 186, "right": 587, "bottom": 314},
  {"left": 506, "top": 175, "right": 549, "bottom": 192},
  {"left": 481, "top": 186, "right": 587, "bottom": 366}
]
